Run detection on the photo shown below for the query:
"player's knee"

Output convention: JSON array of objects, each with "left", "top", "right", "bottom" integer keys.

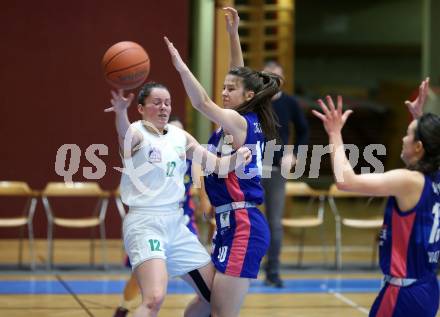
[{"left": 141, "top": 291, "right": 165, "bottom": 312}]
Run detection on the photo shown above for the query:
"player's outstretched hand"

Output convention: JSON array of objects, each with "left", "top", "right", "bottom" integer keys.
[
  {"left": 104, "top": 89, "right": 134, "bottom": 113},
  {"left": 312, "top": 95, "right": 353, "bottom": 136},
  {"left": 164, "top": 36, "right": 189, "bottom": 73},
  {"left": 405, "top": 77, "right": 430, "bottom": 120},
  {"left": 223, "top": 7, "right": 240, "bottom": 36}
]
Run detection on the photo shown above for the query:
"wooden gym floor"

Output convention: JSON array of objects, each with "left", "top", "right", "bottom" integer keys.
[
  {"left": 0, "top": 197, "right": 438, "bottom": 316},
  {"left": 1, "top": 239, "right": 439, "bottom": 317}
]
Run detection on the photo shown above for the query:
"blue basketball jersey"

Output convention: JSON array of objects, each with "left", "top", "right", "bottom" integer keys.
[
  {"left": 204, "top": 112, "right": 265, "bottom": 207},
  {"left": 182, "top": 159, "right": 193, "bottom": 210},
  {"left": 182, "top": 160, "right": 197, "bottom": 235},
  {"left": 379, "top": 171, "right": 440, "bottom": 278}
]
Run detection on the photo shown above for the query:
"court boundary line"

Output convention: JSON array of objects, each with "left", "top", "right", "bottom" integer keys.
[
  {"left": 55, "top": 274, "right": 94, "bottom": 317},
  {"left": 329, "top": 290, "right": 369, "bottom": 315}
]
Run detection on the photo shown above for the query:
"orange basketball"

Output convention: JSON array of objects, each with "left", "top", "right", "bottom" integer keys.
[{"left": 102, "top": 41, "right": 150, "bottom": 90}]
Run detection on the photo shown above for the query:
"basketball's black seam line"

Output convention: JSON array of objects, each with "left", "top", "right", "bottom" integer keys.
[
  {"left": 104, "top": 47, "right": 148, "bottom": 70},
  {"left": 103, "top": 47, "right": 137, "bottom": 69},
  {"left": 106, "top": 59, "right": 150, "bottom": 76}
]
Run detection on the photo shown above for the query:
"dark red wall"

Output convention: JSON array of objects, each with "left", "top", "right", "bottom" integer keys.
[{"left": 0, "top": 1, "right": 189, "bottom": 238}]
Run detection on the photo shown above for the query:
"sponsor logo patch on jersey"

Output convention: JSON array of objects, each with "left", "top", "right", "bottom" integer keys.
[
  {"left": 220, "top": 211, "right": 230, "bottom": 228},
  {"left": 148, "top": 147, "right": 162, "bottom": 163}
]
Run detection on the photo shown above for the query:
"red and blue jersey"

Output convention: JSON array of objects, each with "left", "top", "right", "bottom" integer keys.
[
  {"left": 379, "top": 171, "right": 440, "bottom": 278},
  {"left": 204, "top": 112, "right": 265, "bottom": 207}
]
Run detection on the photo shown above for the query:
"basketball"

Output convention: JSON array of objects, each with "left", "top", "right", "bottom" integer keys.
[{"left": 102, "top": 41, "right": 150, "bottom": 90}]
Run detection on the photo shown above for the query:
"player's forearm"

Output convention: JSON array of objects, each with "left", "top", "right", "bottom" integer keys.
[
  {"left": 229, "top": 33, "right": 244, "bottom": 69},
  {"left": 191, "top": 145, "right": 239, "bottom": 176},
  {"left": 114, "top": 110, "right": 131, "bottom": 148},
  {"left": 177, "top": 68, "right": 217, "bottom": 119},
  {"left": 329, "top": 132, "right": 357, "bottom": 189}
]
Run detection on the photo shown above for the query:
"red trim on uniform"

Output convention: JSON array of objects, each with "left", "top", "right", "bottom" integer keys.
[
  {"left": 225, "top": 172, "right": 245, "bottom": 201},
  {"left": 225, "top": 209, "right": 251, "bottom": 276},
  {"left": 376, "top": 285, "right": 400, "bottom": 317},
  {"left": 390, "top": 208, "right": 416, "bottom": 277},
  {"left": 189, "top": 198, "right": 196, "bottom": 210}
]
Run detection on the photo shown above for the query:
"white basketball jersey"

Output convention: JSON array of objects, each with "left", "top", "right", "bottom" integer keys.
[{"left": 120, "top": 121, "right": 187, "bottom": 211}]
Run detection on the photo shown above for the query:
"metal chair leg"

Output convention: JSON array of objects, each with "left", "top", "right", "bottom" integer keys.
[
  {"left": 318, "top": 196, "right": 328, "bottom": 266},
  {"left": 319, "top": 221, "right": 328, "bottom": 267},
  {"left": 18, "top": 226, "right": 24, "bottom": 268},
  {"left": 329, "top": 197, "right": 342, "bottom": 270},
  {"left": 28, "top": 197, "right": 37, "bottom": 270},
  {"left": 28, "top": 221, "right": 35, "bottom": 270},
  {"left": 90, "top": 227, "right": 95, "bottom": 267},
  {"left": 298, "top": 228, "right": 305, "bottom": 267},
  {"left": 43, "top": 197, "right": 54, "bottom": 270},
  {"left": 335, "top": 219, "right": 342, "bottom": 270},
  {"left": 47, "top": 223, "right": 53, "bottom": 270},
  {"left": 100, "top": 222, "right": 108, "bottom": 270}
]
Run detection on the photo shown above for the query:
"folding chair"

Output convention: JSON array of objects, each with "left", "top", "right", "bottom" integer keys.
[
  {"left": 282, "top": 181, "right": 328, "bottom": 267},
  {"left": 328, "top": 184, "right": 385, "bottom": 269},
  {"left": 0, "top": 181, "right": 38, "bottom": 269},
  {"left": 114, "top": 187, "right": 129, "bottom": 267},
  {"left": 42, "top": 182, "right": 110, "bottom": 269}
]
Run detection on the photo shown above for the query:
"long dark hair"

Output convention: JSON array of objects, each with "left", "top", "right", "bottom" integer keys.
[
  {"left": 229, "top": 67, "right": 280, "bottom": 140},
  {"left": 413, "top": 113, "right": 440, "bottom": 175},
  {"left": 137, "top": 82, "right": 169, "bottom": 105}
]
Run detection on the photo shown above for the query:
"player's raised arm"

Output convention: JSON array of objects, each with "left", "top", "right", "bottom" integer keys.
[
  {"left": 104, "top": 89, "right": 142, "bottom": 157},
  {"left": 223, "top": 7, "right": 244, "bottom": 69}
]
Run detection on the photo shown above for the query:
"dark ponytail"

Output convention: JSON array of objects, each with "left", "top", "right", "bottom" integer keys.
[
  {"left": 229, "top": 67, "right": 280, "bottom": 140},
  {"left": 413, "top": 113, "right": 440, "bottom": 175}
]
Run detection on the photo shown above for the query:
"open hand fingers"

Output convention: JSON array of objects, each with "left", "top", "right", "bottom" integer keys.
[
  {"left": 164, "top": 36, "right": 171, "bottom": 46},
  {"left": 420, "top": 77, "right": 430, "bottom": 104},
  {"left": 311, "top": 109, "right": 326, "bottom": 122},
  {"left": 164, "top": 36, "right": 177, "bottom": 54},
  {"left": 317, "top": 99, "right": 331, "bottom": 116},
  {"left": 111, "top": 90, "right": 118, "bottom": 99},
  {"left": 224, "top": 12, "right": 231, "bottom": 26},
  {"left": 164, "top": 36, "right": 181, "bottom": 58},
  {"left": 341, "top": 110, "right": 353, "bottom": 122},
  {"left": 127, "top": 93, "right": 134, "bottom": 103},
  {"left": 337, "top": 95, "right": 343, "bottom": 116},
  {"left": 326, "top": 95, "right": 336, "bottom": 113},
  {"left": 223, "top": 7, "right": 238, "bottom": 18}
]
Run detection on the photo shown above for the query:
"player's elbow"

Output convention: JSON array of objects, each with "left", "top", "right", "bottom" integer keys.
[
  {"left": 335, "top": 181, "right": 351, "bottom": 192},
  {"left": 335, "top": 175, "right": 364, "bottom": 193}
]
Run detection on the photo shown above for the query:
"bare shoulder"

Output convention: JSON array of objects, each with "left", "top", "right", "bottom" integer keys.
[
  {"left": 393, "top": 169, "right": 425, "bottom": 211},
  {"left": 397, "top": 169, "right": 425, "bottom": 188},
  {"left": 182, "top": 130, "right": 196, "bottom": 144},
  {"left": 121, "top": 125, "right": 144, "bottom": 158}
]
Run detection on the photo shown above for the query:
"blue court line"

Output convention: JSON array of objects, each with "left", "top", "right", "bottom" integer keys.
[{"left": 0, "top": 278, "right": 384, "bottom": 295}]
